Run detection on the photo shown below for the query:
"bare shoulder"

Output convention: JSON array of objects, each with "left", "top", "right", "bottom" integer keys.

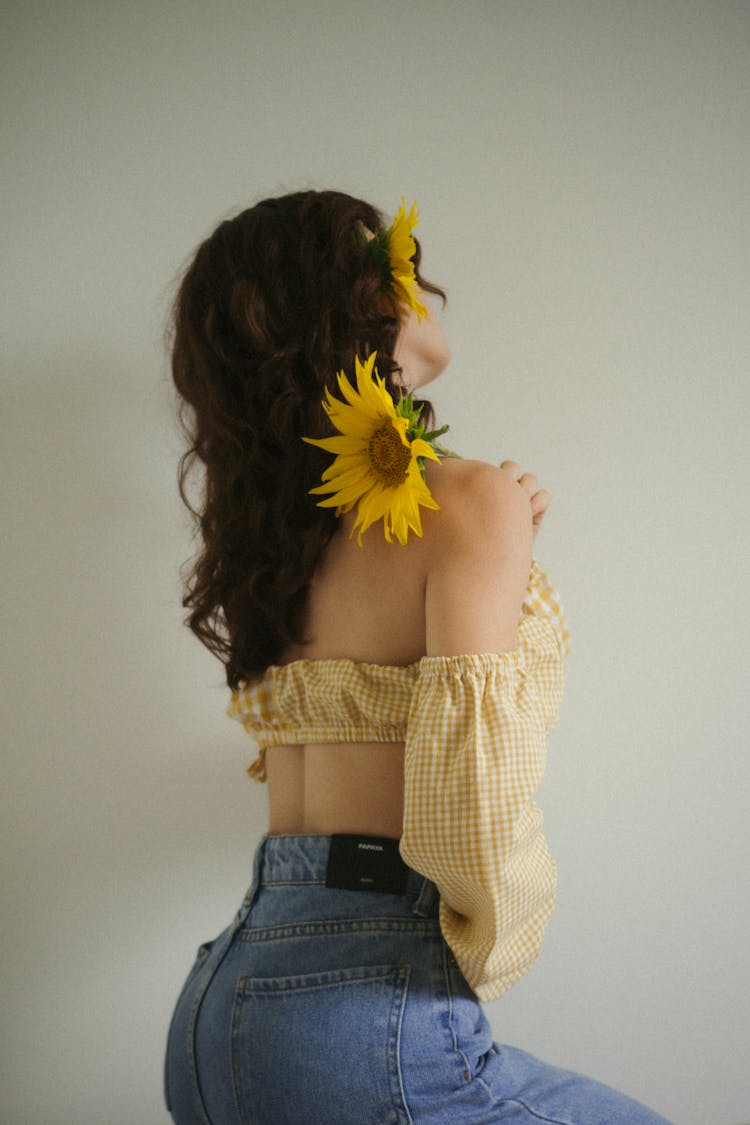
[
  {"left": 302, "top": 457, "right": 531, "bottom": 662},
  {"left": 420, "top": 459, "right": 533, "bottom": 654},
  {"left": 421, "top": 458, "right": 530, "bottom": 547}
]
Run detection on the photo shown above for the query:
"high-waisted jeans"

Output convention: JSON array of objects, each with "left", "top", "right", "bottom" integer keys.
[{"left": 164, "top": 833, "right": 672, "bottom": 1124}]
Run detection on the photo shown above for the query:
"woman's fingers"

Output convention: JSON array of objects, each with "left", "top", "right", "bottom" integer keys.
[
  {"left": 499, "top": 461, "right": 538, "bottom": 498},
  {"left": 530, "top": 489, "right": 551, "bottom": 521},
  {"left": 499, "top": 461, "right": 551, "bottom": 539}
]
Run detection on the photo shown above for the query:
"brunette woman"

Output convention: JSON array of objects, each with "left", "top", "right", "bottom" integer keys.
[{"left": 164, "top": 190, "right": 671, "bottom": 1125}]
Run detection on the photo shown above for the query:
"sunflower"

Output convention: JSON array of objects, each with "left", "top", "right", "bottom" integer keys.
[
  {"left": 302, "top": 352, "right": 447, "bottom": 546},
  {"left": 368, "top": 198, "right": 429, "bottom": 322}
]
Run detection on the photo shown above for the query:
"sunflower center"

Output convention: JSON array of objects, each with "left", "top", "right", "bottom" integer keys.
[{"left": 368, "top": 421, "right": 411, "bottom": 487}]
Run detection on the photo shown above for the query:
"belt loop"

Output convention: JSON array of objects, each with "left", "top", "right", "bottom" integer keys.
[
  {"left": 234, "top": 836, "right": 266, "bottom": 927},
  {"left": 412, "top": 875, "right": 439, "bottom": 916}
]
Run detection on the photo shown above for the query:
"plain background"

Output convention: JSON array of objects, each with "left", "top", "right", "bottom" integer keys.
[{"left": 2, "top": 3, "right": 748, "bottom": 1123}]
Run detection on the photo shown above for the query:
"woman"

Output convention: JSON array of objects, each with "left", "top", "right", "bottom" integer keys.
[{"left": 164, "top": 191, "right": 671, "bottom": 1124}]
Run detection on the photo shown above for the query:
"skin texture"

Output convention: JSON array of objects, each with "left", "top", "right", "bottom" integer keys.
[
  {"left": 264, "top": 301, "right": 553, "bottom": 836},
  {"left": 393, "top": 297, "right": 452, "bottom": 392}
]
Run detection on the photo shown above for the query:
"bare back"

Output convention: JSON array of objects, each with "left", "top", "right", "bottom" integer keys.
[{"left": 265, "top": 459, "right": 533, "bottom": 837}]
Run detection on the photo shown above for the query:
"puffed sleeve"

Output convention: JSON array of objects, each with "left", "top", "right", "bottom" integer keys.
[{"left": 398, "top": 560, "right": 569, "bottom": 1001}]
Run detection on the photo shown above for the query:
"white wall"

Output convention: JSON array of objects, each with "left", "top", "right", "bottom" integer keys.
[{"left": 2, "top": 3, "right": 748, "bottom": 1123}]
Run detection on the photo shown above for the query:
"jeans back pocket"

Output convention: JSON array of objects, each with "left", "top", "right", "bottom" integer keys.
[{"left": 230, "top": 963, "right": 412, "bottom": 1125}]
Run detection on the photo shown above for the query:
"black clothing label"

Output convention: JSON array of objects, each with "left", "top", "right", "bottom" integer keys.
[{"left": 325, "top": 834, "right": 409, "bottom": 894}]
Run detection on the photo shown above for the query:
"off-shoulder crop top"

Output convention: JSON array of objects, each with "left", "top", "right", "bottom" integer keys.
[{"left": 227, "top": 560, "right": 570, "bottom": 1002}]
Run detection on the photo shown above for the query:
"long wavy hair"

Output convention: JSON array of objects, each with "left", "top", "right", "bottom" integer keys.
[{"left": 169, "top": 190, "right": 446, "bottom": 689}]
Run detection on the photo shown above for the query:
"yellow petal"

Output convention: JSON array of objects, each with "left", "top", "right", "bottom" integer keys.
[
  {"left": 323, "top": 402, "right": 376, "bottom": 440},
  {"left": 318, "top": 475, "right": 375, "bottom": 507},
  {"left": 310, "top": 469, "right": 371, "bottom": 499},
  {"left": 335, "top": 369, "right": 367, "bottom": 411},
  {"left": 410, "top": 437, "right": 440, "bottom": 462},
  {"left": 304, "top": 434, "right": 368, "bottom": 457},
  {"left": 356, "top": 357, "right": 395, "bottom": 417}
]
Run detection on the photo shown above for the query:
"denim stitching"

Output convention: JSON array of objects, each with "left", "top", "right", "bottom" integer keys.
[
  {"left": 237, "top": 917, "right": 441, "bottom": 943},
  {"left": 391, "top": 965, "right": 414, "bottom": 1125},
  {"left": 442, "top": 941, "right": 475, "bottom": 1086},
  {"left": 386, "top": 966, "right": 413, "bottom": 1124},
  {"left": 472, "top": 1087, "right": 580, "bottom": 1125}
]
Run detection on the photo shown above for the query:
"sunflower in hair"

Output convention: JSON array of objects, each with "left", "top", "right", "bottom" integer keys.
[
  {"left": 303, "top": 352, "right": 450, "bottom": 545},
  {"left": 368, "top": 199, "right": 429, "bottom": 322}
]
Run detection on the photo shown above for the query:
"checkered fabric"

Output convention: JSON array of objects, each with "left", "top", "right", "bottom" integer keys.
[{"left": 227, "top": 559, "right": 570, "bottom": 1001}]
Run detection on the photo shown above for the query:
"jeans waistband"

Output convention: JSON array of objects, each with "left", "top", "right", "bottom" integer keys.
[{"left": 250, "top": 833, "right": 439, "bottom": 913}]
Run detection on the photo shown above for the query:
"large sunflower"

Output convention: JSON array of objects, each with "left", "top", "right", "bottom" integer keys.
[
  {"left": 369, "top": 199, "right": 429, "bottom": 322},
  {"left": 303, "top": 352, "right": 444, "bottom": 545}
]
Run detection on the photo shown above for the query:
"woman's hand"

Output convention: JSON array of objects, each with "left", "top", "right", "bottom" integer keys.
[{"left": 498, "top": 460, "right": 551, "bottom": 541}]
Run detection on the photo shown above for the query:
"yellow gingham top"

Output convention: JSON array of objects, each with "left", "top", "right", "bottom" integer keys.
[{"left": 227, "top": 560, "right": 570, "bottom": 1002}]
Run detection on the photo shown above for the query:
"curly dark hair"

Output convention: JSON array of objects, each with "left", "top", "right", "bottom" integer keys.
[{"left": 169, "top": 190, "right": 446, "bottom": 690}]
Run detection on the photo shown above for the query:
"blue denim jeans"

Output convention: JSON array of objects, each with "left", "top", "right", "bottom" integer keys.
[{"left": 164, "top": 833, "right": 672, "bottom": 1124}]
